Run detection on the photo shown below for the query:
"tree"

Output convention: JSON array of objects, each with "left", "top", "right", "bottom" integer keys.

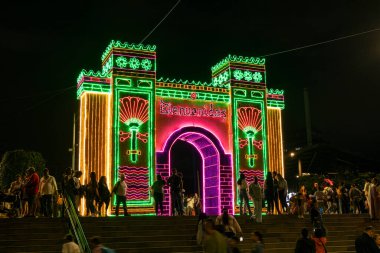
[{"left": 0, "top": 150, "right": 46, "bottom": 189}]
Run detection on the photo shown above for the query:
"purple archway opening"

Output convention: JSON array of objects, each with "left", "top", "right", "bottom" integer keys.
[{"left": 156, "top": 126, "right": 233, "bottom": 216}]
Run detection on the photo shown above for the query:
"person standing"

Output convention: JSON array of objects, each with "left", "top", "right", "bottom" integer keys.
[
  {"left": 194, "top": 193, "right": 201, "bottom": 216},
  {"left": 370, "top": 178, "right": 378, "bottom": 220},
  {"left": 237, "top": 172, "right": 252, "bottom": 216},
  {"left": 24, "top": 167, "right": 40, "bottom": 217},
  {"left": 85, "top": 172, "right": 99, "bottom": 217},
  {"left": 295, "top": 228, "right": 316, "bottom": 253},
  {"left": 355, "top": 226, "right": 378, "bottom": 253},
  {"left": 277, "top": 173, "right": 288, "bottom": 213},
  {"left": 39, "top": 168, "right": 58, "bottom": 217},
  {"left": 151, "top": 174, "right": 165, "bottom": 216},
  {"left": 272, "top": 171, "right": 281, "bottom": 214},
  {"left": 73, "top": 171, "right": 83, "bottom": 213},
  {"left": 98, "top": 176, "right": 111, "bottom": 217},
  {"left": 9, "top": 174, "right": 23, "bottom": 217},
  {"left": 62, "top": 234, "right": 80, "bottom": 253},
  {"left": 264, "top": 172, "right": 274, "bottom": 215},
  {"left": 249, "top": 176, "right": 263, "bottom": 223},
  {"left": 349, "top": 184, "right": 362, "bottom": 214},
  {"left": 112, "top": 173, "right": 129, "bottom": 216},
  {"left": 167, "top": 169, "right": 183, "bottom": 216},
  {"left": 364, "top": 178, "right": 371, "bottom": 211}
]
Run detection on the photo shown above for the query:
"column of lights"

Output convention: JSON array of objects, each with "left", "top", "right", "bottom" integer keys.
[
  {"left": 78, "top": 92, "right": 111, "bottom": 215},
  {"left": 267, "top": 108, "right": 285, "bottom": 177}
]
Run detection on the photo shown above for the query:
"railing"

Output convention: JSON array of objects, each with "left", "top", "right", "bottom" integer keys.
[{"left": 63, "top": 194, "right": 91, "bottom": 253}]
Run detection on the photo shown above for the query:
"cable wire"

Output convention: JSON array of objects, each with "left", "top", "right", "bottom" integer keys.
[
  {"left": 140, "top": 0, "right": 181, "bottom": 44},
  {"left": 259, "top": 28, "right": 380, "bottom": 58},
  {"left": 24, "top": 86, "right": 75, "bottom": 112}
]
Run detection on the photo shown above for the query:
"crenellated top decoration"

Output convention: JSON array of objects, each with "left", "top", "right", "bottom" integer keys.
[
  {"left": 157, "top": 77, "right": 210, "bottom": 86},
  {"left": 267, "top": 88, "right": 284, "bottom": 95},
  {"left": 76, "top": 69, "right": 111, "bottom": 85},
  {"left": 101, "top": 40, "right": 157, "bottom": 61},
  {"left": 211, "top": 54, "right": 266, "bottom": 73}
]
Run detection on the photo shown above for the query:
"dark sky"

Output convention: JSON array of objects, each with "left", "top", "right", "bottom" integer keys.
[{"left": 1, "top": 0, "right": 380, "bottom": 171}]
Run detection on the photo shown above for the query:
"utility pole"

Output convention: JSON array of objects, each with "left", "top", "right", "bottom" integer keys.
[
  {"left": 304, "top": 88, "right": 312, "bottom": 147},
  {"left": 71, "top": 113, "right": 76, "bottom": 171}
]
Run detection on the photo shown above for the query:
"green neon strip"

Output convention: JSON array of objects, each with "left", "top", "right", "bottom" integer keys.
[
  {"left": 76, "top": 82, "right": 111, "bottom": 99},
  {"left": 76, "top": 69, "right": 111, "bottom": 85},
  {"left": 267, "top": 100, "right": 285, "bottom": 109},
  {"left": 156, "top": 88, "right": 230, "bottom": 103},
  {"left": 267, "top": 89, "right": 284, "bottom": 95},
  {"left": 114, "top": 88, "right": 154, "bottom": 206},
  {"left": 267, "top": 89, "right": 285, "bottom": 109},
  {"left": 212, "top": 70, "right": 230, "bottom": 88},
  {"left": 233, "top": 89, "right": 247, "bottom": 97},
  {"left": 102, "top": 40, "right": 156, "bottom": 62},
  {"left": 211, "top": 54, "right": 266, "bottom": 73},
  {"left": 157, "top": 77, "right": 210, "bottom": 86},
  {"left": 102, "top": 55, "right": 113, "bottom": 73},
  {"left": 251, "top": 91, "right": 264, "bottom": 98},
  {"left": 232, "top": 97, "right": 268, "bottom": 206}
]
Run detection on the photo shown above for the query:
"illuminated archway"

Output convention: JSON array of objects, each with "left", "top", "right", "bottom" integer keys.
[{"left": 156, "top": 126, "right": 233, "bottom": 216}]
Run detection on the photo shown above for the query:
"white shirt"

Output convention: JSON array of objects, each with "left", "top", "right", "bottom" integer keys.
[
  {"left": 116, "top": 181, "right": 127, "bottom": 196},
  {"left": 39, "top": 175, "right": 58, "bottom": 195},
  {"left": 62, "top": 241, "right": 80, "bottom": 253}
]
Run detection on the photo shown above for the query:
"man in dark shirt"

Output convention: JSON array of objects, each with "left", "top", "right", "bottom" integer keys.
[
  {"left": 295, "top": 228, "right": 316, "bottom": 253},
  {"left": 167, "top": 169, "right": 183, "bottom": 216},
  {"left": 355, "top": 226, "right": 379, "bottom": 253}
]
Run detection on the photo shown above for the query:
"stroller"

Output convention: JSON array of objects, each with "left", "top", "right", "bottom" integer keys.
[{"left": 0, "top": 191, "right": 18, "bottom": 218}]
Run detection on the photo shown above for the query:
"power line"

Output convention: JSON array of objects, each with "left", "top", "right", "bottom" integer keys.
[
  {"left": 140, "top": 0, "right": 181, "bottom": 44},
  {"left": 0, "top": 86, "right": 76, "bottom": 102},
  {"left": 259, "top": 28, "right": 380, "bottom": 58},
  {"left": 24, "top": 86, "right": 75, "bottom": 112}
]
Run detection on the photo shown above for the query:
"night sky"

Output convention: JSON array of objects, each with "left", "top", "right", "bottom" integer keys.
[{"left": 1, "top": 0, "right": 380, "bottom": 172}]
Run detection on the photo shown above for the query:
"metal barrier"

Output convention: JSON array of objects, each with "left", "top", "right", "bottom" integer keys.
[{"left": 63, "top": 195, "right": 91, "bottom": 253}]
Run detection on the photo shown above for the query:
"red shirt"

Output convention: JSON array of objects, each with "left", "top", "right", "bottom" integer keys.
[{"left": 25, "top": 172, "right": 40, "bottom": 196}]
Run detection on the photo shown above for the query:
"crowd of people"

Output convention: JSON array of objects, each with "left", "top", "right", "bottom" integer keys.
[
  {"left": 4, "top": 167, "right": 131, "bottom": 218},
  {"left": 289, "top": 177, "right": 379, "bottom": 219},
  {"left": 195, "top": 208, "right": 263, "bottom": 253}
]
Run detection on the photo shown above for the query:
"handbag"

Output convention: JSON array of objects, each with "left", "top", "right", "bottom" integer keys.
[{"left": 57, "top": 195, "right": 63, "bottom": 206}]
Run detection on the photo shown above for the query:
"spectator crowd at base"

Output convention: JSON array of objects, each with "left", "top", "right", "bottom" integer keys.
[
  {"left": 3, "top": 167, "right": 380, "bottom": 253},
  {"left": 3, "top": 166, "right": 132, "bottom": 218}
]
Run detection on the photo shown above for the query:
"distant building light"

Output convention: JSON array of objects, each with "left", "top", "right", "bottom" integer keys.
[
  {"left": 295, "top": 147, "right": 301, "bottom": 151},
  {"left": 290, "top": 152, "right": 295, "bottom": 157}
]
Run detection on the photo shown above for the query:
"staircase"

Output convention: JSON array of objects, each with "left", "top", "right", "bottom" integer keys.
[
  {"left": 0, "top": 218, "right": 67, "bottom": 253},
  {"left": 80, "top": 214, "right": 373, "bottom": 253},
  {"left": 0, "top": 214, "right": 373, "bottom": 253}
]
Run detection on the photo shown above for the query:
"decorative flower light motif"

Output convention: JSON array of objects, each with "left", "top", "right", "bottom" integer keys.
[
  {"left": 253, "top": 72, "right": 263, "bottom": 83},
  {"left": 190, "top": 92, "right": 197, "bottom": 100},
  {"left": 129, "top": 58, "right": 140, "bottom": 70},
  {"left": 141, "top": 59, "right": 153, "bottom": 71},
  {"left": 244, "top": 71, "right": 253, "bottom": 81},
  {"left": 233, "top": 70, "right": 244, "bottom": 80},
  {"left": 116, "top": 56, "right": 128, "bottom": 68}
]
